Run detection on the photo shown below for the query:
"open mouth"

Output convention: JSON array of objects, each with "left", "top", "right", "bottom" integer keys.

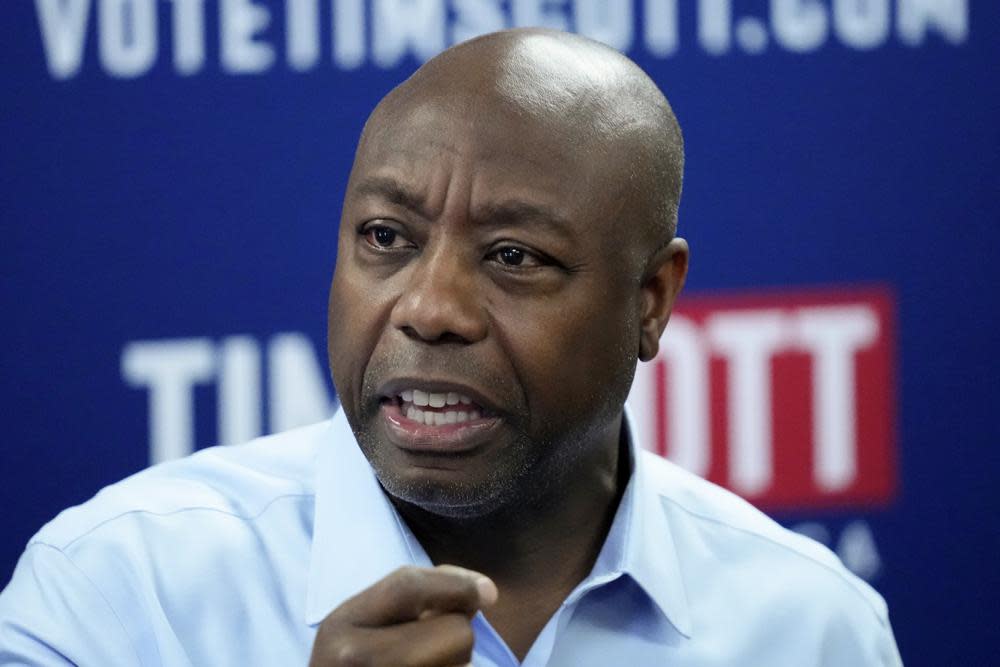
[{"left": 383, "top": 389, "right": 492, "bottom": 427}]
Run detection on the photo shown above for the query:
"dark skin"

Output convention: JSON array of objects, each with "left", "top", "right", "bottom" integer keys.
[{"left": 316, "top": 29, "right": 688, "bottom": 666}]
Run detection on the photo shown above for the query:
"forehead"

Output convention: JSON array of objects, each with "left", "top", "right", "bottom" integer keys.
[{"left": 349, "top": 95, "right": 633, "bottom": 229}]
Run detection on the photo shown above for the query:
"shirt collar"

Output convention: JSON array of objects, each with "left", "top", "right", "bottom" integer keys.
[
  {"left": 594, "top": 404, "right": 693, "bottom": 637},
  {"left": 306, "top": 407, "right": 692, "bottom": 638},
  {"left": 305, "top": 409, "right": 421, "bottom": 625}
]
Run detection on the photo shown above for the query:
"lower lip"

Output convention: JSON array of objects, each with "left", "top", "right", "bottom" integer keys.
[{"left": 380, "top": 402, "right": 501, "bottom": 453}]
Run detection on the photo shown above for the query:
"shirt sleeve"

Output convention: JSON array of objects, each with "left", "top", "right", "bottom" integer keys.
[
  {"left": 879, "top": 621, "right": 904, "bottom": 667},
  {"left": 820, "top": 594, "right": 904, "bottom": 667},
  {"left": 0, "top": 542, "right": 143, "bottom": 666}
]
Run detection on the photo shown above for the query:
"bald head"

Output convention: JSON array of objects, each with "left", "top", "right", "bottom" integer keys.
[{"left": 361, "top": 29, "right": 684, "bottom": 244}]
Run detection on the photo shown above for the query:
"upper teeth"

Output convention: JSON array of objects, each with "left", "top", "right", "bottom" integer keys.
[{"left": 401, "top": 389, "right": 474, "bottom": 407}]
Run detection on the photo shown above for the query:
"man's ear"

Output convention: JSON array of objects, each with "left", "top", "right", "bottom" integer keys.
[{"left": 638, "top": 237, "right": 689, "bottom": 362}]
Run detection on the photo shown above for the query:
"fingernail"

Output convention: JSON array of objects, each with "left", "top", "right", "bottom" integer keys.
[{"left": 475, "top": 576, "right": 498, "bottom": 606}]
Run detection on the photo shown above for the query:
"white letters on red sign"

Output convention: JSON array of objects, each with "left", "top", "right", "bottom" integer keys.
[{"left": 627, "top": 290, "right": 895, "bottom": 509}]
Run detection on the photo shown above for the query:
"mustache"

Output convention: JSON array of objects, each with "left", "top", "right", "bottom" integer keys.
[{"left": 360, "top": 345, "right": 525, "bottom": 418}]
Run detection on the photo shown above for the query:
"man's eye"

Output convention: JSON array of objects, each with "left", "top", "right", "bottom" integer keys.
[
  {"left": 491, "top": 246, "right": 543, "bottom": 268},
  {"left": 362, "top": 224, "right": 408, "bottom": 249}
]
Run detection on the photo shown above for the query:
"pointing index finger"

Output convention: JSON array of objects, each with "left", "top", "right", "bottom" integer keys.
[
  {"left": 430, "top": 565, "right": 498, "bottom": 609},
  {"left": 338, "top": 565, "right": 498, "bottom": 627}
]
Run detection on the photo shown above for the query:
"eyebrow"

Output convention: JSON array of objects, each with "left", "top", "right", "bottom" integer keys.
[
  {"left": 352, "top": 175, "right": 574, "bottom": 238},
  {"left": 352, "top": 176, "right": 430, "bottom": 217},
  {"left": 471, "top": 200, "right": 575, "bottom": 239}
]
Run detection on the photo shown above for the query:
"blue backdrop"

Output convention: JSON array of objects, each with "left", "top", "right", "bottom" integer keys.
[{"left": 2, "top": 2, "right": 998, "bottom": 664}]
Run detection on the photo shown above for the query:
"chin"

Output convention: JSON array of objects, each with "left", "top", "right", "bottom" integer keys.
[
  {"left": 377, "top": 467, "right": 513, "bottom": 519},
  {"left": 357, "top": 423, "right": 544, "bottom": 519}
]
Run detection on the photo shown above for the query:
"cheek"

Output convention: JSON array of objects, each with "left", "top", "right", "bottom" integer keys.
[
  {"left": 327, "top": 266, "right": 397, "bottom": 399},
  {"left": 496, "top": 286, "right": 638, "bottom": 423}
]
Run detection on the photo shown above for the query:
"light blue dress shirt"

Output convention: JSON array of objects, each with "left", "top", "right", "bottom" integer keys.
[{"left": 0, "top": 409, "right": 902, "bottom": 665}]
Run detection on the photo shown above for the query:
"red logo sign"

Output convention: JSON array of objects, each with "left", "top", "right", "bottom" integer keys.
[{"left": 627, "top": 286, "right": 897, "bottom": 511}]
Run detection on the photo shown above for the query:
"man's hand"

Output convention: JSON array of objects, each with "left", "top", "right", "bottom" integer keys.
[{"left": 309, "top": 565, "right": 498, "bottom": 667}]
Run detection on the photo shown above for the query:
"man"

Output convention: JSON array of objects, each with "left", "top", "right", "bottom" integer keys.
[{"left": 0, "top": 29, "right": 901, "bottom": 666}]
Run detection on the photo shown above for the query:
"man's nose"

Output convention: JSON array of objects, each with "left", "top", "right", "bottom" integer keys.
[{"left": 389, "top": 246, "right": 488, "bottom": 344}]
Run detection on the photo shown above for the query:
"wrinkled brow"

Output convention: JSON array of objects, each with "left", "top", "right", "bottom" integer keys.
[
  {"left": 351, "top": 176, "right": 428, "bottom": 216},
  {"left": 351, "top": 175, "right": 574, "bottom": 237}
]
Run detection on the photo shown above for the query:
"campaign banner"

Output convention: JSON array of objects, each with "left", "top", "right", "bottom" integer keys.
[{"left": 3, "top": 2, "right": 997, "bottom": 665}]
